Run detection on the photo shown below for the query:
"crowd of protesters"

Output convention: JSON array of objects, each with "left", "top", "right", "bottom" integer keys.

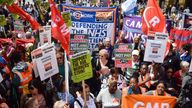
[{"left": 0, "top": 0, "right": 192, "bottom": 108}]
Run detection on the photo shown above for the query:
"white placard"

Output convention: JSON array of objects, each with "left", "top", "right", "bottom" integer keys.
[
  {"left": 0, "top": 73, "right": 3, "bottom": 83},
  {"left": 144, "top": 40, "right": 167, "bottom": 63},
  {"left": 40, "top": 30, "right": 51, "bottom": 46},
  {"left": 189, "top": 60, "right": 192, "bottom": 72},
  {"left": 31, "top": 44, "right": 59, "bottom": 81}
]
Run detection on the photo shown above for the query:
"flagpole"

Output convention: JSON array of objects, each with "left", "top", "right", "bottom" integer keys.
[{"left": 64, "top": 51, "right": 69, "bottom": 103}]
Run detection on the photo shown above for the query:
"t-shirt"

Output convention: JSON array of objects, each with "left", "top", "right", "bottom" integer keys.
[
  {"left": 96, "top": 88, "right": 122, "bottom": 108},
  {"left": 74, "top": 93, "right": 96, "bottom": 108}
]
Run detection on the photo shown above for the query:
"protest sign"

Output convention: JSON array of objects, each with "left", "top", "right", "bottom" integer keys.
[
  {"left": 0, "top": 15, "right": 6, "bottom": 26},
  {"left": 70, "top": 51, "right": 93, "bottom": 83},
  {"left": 144, "top": 33, "right": 168, "bottom": 63},
  {"left": 63, "top": 5, "right": 117, "bottom": 51},
  {"left": 31, "top": 44, "right": 59, "bottom": 81},
  {"left": 40, "top": 30, "right": 51, "bottom": 45},
  {"left": 61, "top": 11, "right": 72, "bottom": 28},
  {"left": 114, "top": 44, "right": 132, "bottom": 68},
  {"left": 0, "top": 73, "right": 3, "bottom": 83},
  {"left": 123, "top": 16, "right": 172, "bottom": 44},
  {"left": 122, "top": 95, "right": 176, "bottom": 108},
  {"left": 70, "top": 34, "right": 89, "bottom": 53},
  {"left": 14, "top": 20, "right": 24, "bottom": 34}
]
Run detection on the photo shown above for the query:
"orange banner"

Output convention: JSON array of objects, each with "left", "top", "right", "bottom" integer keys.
[{"left": 122, "top": 95, "right": 176, "bottom": 108}]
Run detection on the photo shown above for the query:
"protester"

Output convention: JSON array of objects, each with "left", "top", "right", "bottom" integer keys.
[
  {"left": 96, "top": 78, "right": 121, "bottom": 108},
  {"left": 123, "top": 77, "right": 146, "bottom": 96},
  {"left": 145, "top": 81, "right": 170, "bottom": 96}
]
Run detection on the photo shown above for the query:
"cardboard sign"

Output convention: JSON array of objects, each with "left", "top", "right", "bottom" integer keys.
[
  {"left": 70, "top": 51, "right": 93, "bottom": 83},
  {"left": 144, "top": 33, "right": 168, "bottom": 63},
  {"left": 70, "top": 34, "right": 89, "bottom": 53},
  {"left": 0, "top": 73, "right": 3, "bottom": 83},
  {"left": 31, "top": 44, "right": 59, "bottom": 81},
  {"left": 114, "top": 44, "right": 132, "bottom": 68},
  {"left": 0, "top": 15, "right": 6, "bottom": 26},
  {"left": 61, "top": 11, "right": 72, "bottom": 28},
  {"left": 40, "top": 30, "right": 51, "bottom": 45},
  {"left": 14, "top": 20, "right": 24, "bottom": 34},
  {"left": 122, "top": 95, "right": 176, "bottom": 108}
]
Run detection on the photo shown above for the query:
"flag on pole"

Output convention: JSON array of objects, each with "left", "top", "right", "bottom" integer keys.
[
  {"left": 6, "top": 3, "right": 40, "bottom": 30},
  {"left": 141, "top": 0, "right": 166, "bottom": 35},
  {"left": 121, "top": 0, "right": 137, "bottom": 15},
  {"left": 49, "top": 0, "right": 70, "bottom": 53}
]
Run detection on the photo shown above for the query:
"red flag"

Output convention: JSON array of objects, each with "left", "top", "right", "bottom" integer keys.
[
  {"left": 142, "top": 0, "right": 166, "bottom": 35},
  {"left": 6, "top": 4, "right": 40, "bottom": 30},
  {"left": 49, "top": 0, "right": 70, "bottom": 53}
]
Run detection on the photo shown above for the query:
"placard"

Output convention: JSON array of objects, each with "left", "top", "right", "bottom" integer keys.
[
  {"left": 70, "top": 34, "right": 89, "bottom": 53},
  {"left": 114, "top": 44, "right": 132, "bottom": 68},
  {"left": 70, "top": 51, "right": 93, "bottom": 83},
  {"left": 31, "top": 44, "right": 59, "bottom": 81},
  {"left": 40, "top": 30, "right": 51, "bottom": 45},
  {"left": 61, "top": 11, "right": 72, "bottom": 28},
  {"left": 0, "top": 15, "right": 6, "bottom": 26}
]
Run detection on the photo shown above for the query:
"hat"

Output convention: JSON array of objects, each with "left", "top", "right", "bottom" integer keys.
[{"left": 132, "top": 50, "right": 139, "bottom": 56}]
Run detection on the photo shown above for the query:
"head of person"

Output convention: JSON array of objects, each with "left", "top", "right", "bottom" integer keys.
[
  {"left": 108, "top": 78, "right": 118, "bottom": 94},
  {"left": 180, "top": 43, "right": 191, "bottom": 55},
  {"left": 119, "top": 30, "right": 126, "bottom": 40},
  {"left": 110, "top": 68, "right": 120, "bottom": 80},
  {"left": 166, "top": 68, "right": 174, "bottom": 79},
  {"left": 132, "top": 50, "right": 140, "bottom": 62},
  {"left": 140, "top": 63, "right": 148, "bottom": 75},
  {"left": 58, "top": 78, "right": 66, "bottom": 92},
  {"left": 77, "top": 83, "right": 90, "bottom": 99},
  {"left": 180, "top": 61, "right": 190, "bottom": 73},
  {"left": 133, "top": 36, "right": 140, "bottom": 44},
  {"left": 25, "top": 97, "right": 40, "bottom": 108},
  {"left": 98, "top": 41, "right": 104, "bottom": 51},
  {"left": 156, "top": 81, "right": 167, "bottom": 96},
  {"left": 56, "top": 51, "right": 64, "bottom": 65},
  {"left": 53, "top": 100, "right": 69, "bottom": 108},
  {"left": 129, "top": 77, "right": 139, "bottom": 89},
  {"left": 105, "top": 37, "right": 111, "bottom": 48},
  {"left": 99, "top": 49, "right": 109, "bottom": 60},
  {"left": 28, "top": 79, "right": 45, "bottom": 96}
]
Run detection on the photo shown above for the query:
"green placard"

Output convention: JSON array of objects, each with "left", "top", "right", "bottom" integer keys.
[
  {"left": 70, "top": 51, "right": 93, "bottom": 83},
  {"left": 0, "top": 15, "right": 6, "bottom": 26},
  {"left": 61, "top": 12, "right": 72, "bottom": 28}
]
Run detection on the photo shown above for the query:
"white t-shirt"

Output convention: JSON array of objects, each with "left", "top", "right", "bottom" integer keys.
[
  {"left": 96, "top": 88, "right": 122, "bottom": 108},
  {"left": 74, "top": 93, "right": 96, "bottom": 108}
]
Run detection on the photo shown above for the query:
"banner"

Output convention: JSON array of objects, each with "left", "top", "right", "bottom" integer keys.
[
  {"left": 170, "top": 29, "right": 192, "bottom": 49},
  {"left": 63, "top": 5, "right": 117, "bottom": 51},
  {"left": 0, "top": 38, "right": 35, "bottom": 45},
  {"left": 123, "top": 16, "right": 172, "bottom": 43},
  {"left": 14, "top": 20, "right": 24, "bottom": 34},
  {"left": 121, "top": 0, "right": 137, "bottom": 15},
  {"left": 122, "top": 95, "right": 176, "bottom": 108},
  {"left": 70, "top": 34, "right": 89, "bottom": 53},
  {"left": 114, "top": 44, "right": 132, "bottom": 68},
  {"left": 144, "top": 33, "right": 168, "bottom": 63},
  {"left": 70, "top": 51, "right": 93, "bottom": 83},
  {"left": 31, "top": 44, "right": 59, "bottom": 81}
]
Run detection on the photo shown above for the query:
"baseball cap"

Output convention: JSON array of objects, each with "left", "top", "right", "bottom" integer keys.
[{"left": 132, "top": 50, "right": 139, "bottom": 56}]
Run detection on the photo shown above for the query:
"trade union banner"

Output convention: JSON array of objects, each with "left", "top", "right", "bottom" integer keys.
[
  {"left": 122, "top": 95, "right": 176, "bottom": 108},
  {"left": 62, "top": 5, "right": 117, "bottom": 51},
  {"left": 123, "top": 16, "right": 172, "bottom": 44}
]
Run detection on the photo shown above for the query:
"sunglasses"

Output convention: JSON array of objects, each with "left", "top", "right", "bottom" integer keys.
[{"left": 29, "top": 86, "right": 34, "bottom": 90}]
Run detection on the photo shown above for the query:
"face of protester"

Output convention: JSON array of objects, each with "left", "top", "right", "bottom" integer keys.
[
  {"left": 108, "top": 81, "right": 117, "bottom": 94},
  {"left": 156, "top": 83, "right": 165, "bottom": 96},
  {"left": 166, "top": 68, "right": 174, "bottom": 79},
  {"left": 132, "top": 55, "right": 139, "bottom": 62},
  {"left": 29, "top": 86, "right": 38, "bottom": 95},
  {"left": 134, "top": 37, "right": 140, "bottom": 44},
  {"left": 129, "top": 78, "right": 138, "bottom": 89},
  {"left": 140, "top": 65, "right": 148, "bottom": 75},
  {"left": 85, "top": 87, "right": 91, "bottom": 99},
  {"left": 112, "top": 73, "right": 118, "bottom": 80},
  {"left": 56, "top": 53, "right": 64, "bottom": 65},
  {"left": 105, "top": 40, "right": 111, "bottom": 48},
  {"left": 30, "top": 99, "right": 40, "bottom": 108},
  {"left": 181, "top": 65, "right": 189, "bottom": 73}
]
